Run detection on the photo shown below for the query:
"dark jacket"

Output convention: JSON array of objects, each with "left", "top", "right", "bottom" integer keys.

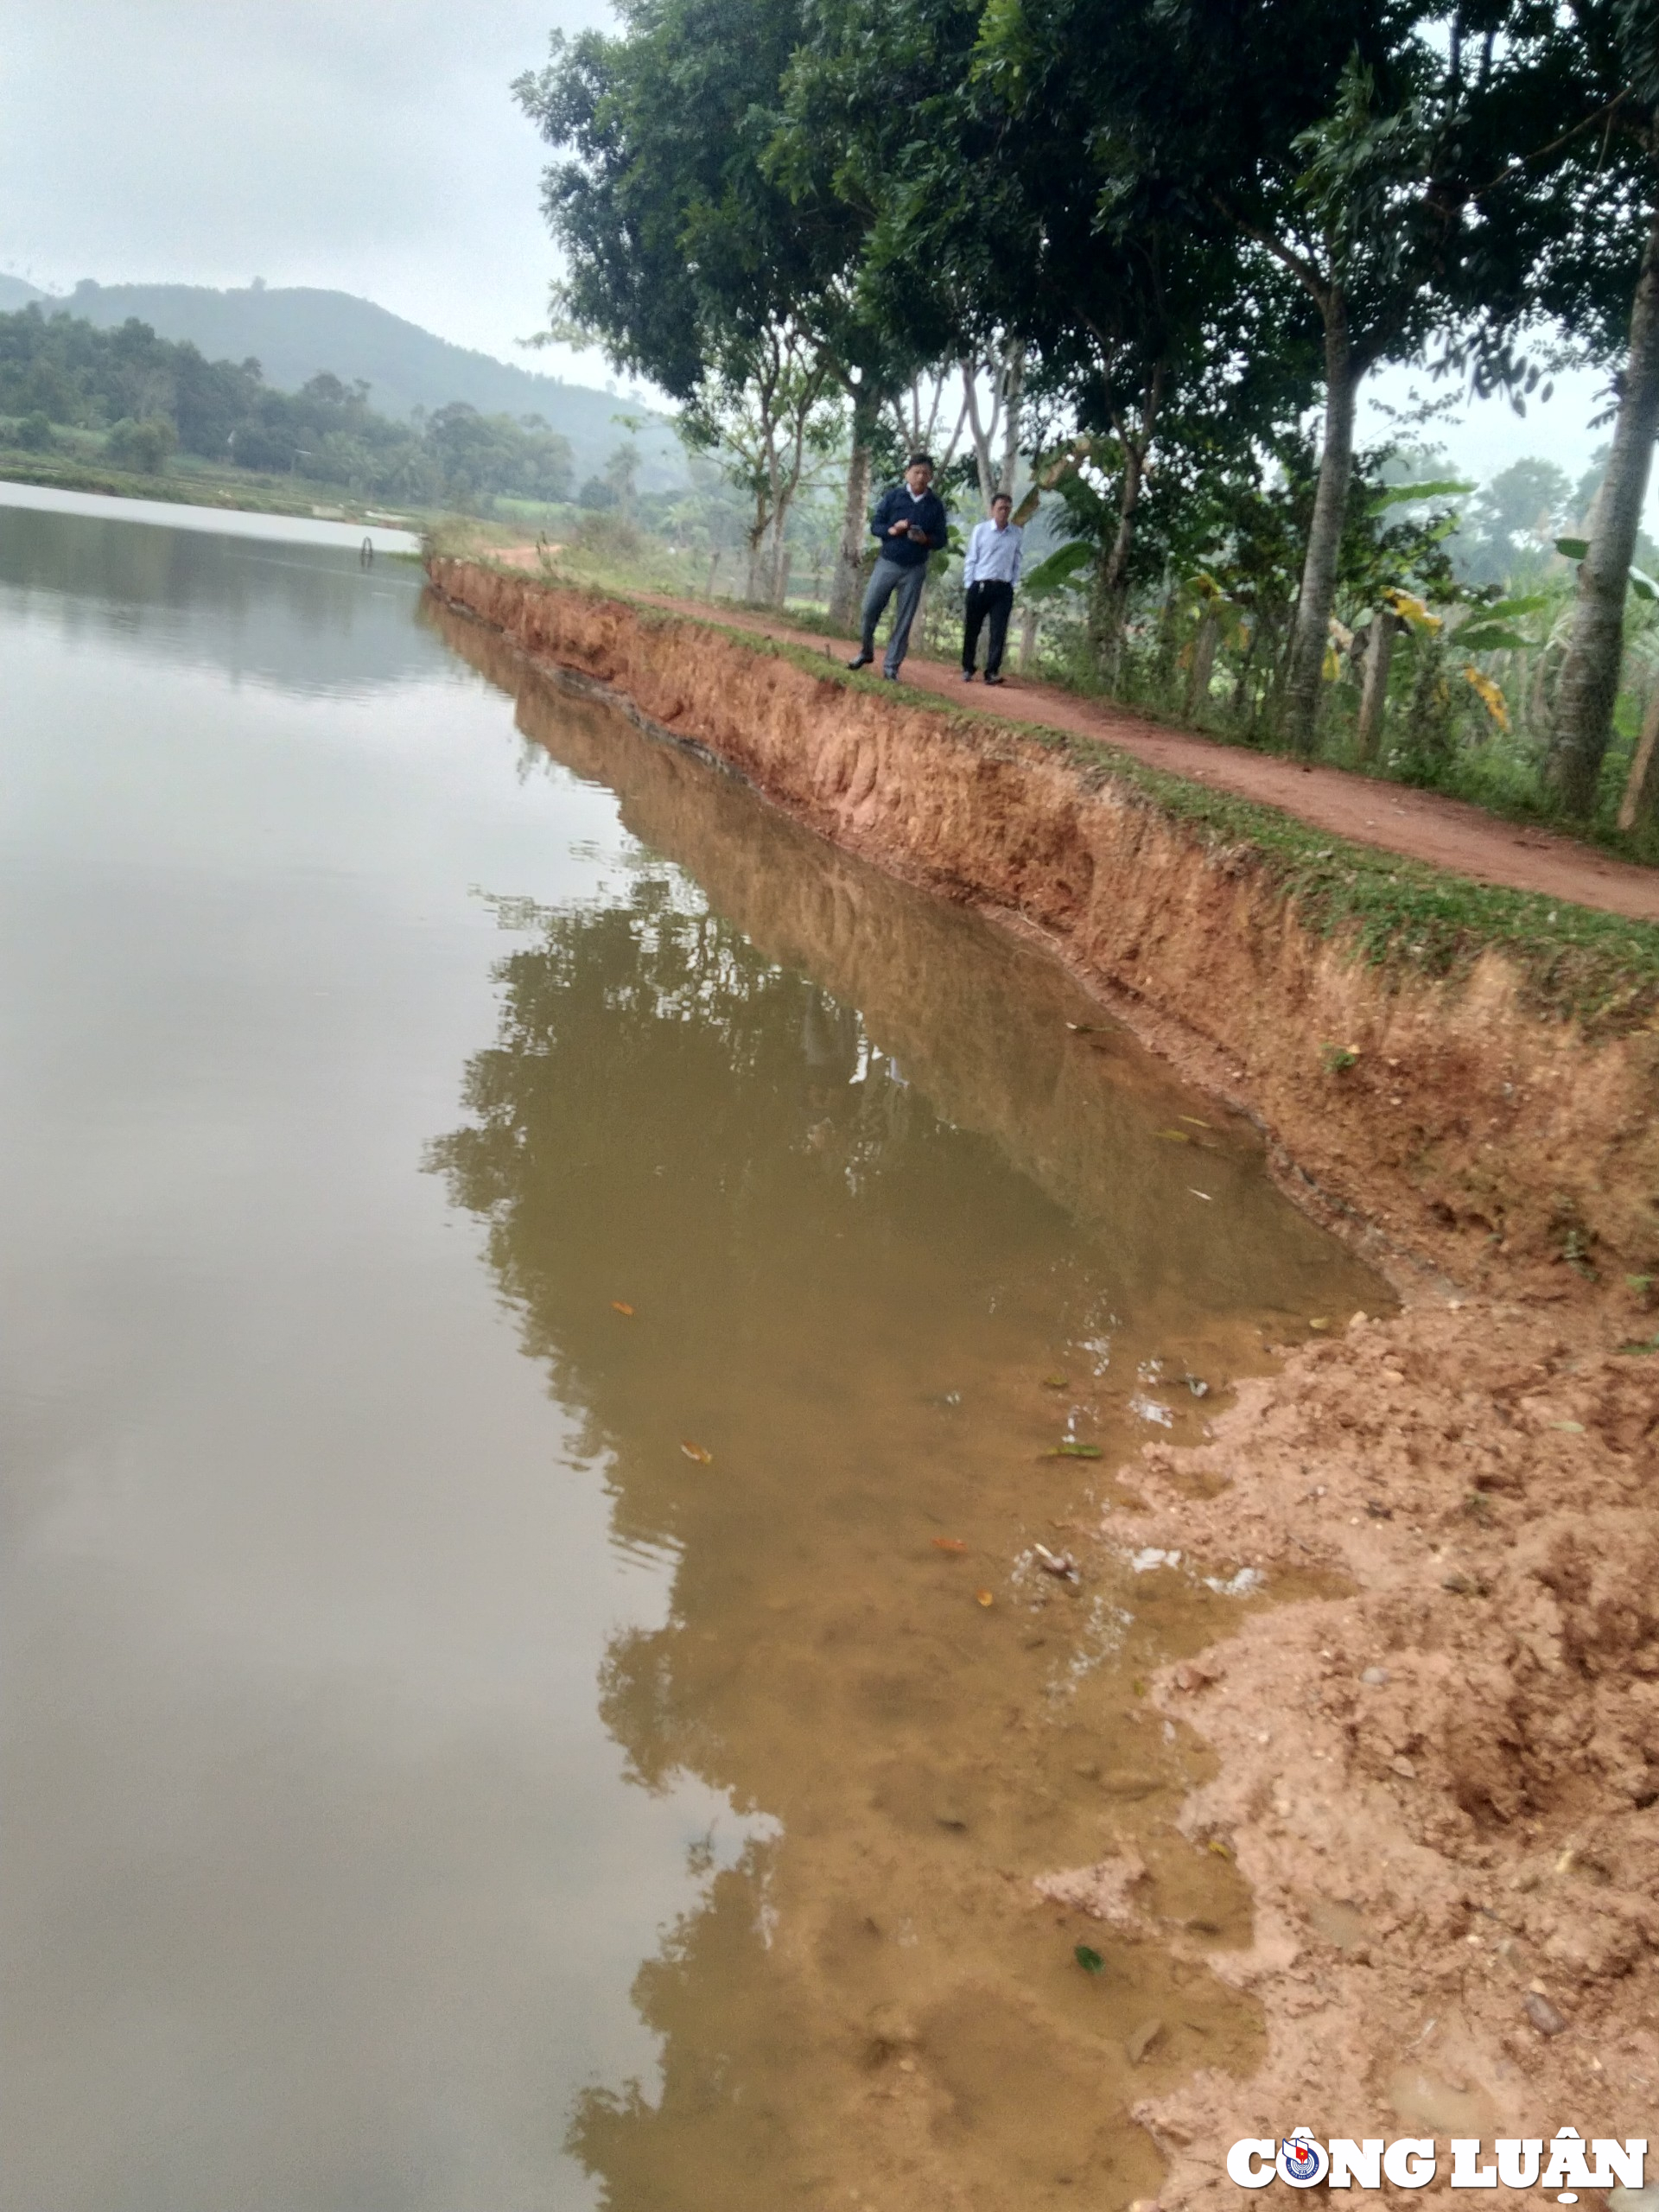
[{"left": 869, "top": 482, "right": 948, "bottom": 569}]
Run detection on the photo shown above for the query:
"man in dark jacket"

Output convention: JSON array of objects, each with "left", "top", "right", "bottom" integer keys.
[{"left": 848, "top": 454, "right": 949, "bottom": 680}]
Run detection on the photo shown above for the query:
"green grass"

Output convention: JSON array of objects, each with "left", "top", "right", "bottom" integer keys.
[{"left": 446, "top": 555, "right": 1659, "bottom": 1035}]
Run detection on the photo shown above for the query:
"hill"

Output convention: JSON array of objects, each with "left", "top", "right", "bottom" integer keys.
[
  {"left": 0, "top": 276, "right": 46, "bottom": 312},
  {"left": 32, "top": 281, "right": 684, "bottom": 489}
]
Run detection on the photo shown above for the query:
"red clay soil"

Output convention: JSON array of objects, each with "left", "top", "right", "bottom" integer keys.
[
  {"left": 495, "top": 553, "right": 1659, "bottom": 926},
  {"left": 435, "top": 563, "right": 1659, "bottom": 2203},
  {"left": 1052, "top": 1291, "right": 1659, "bottom": 2208}
]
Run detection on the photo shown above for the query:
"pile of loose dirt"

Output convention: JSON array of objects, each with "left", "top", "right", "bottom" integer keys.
[{"left": 1043, "top": 1287, "right": 1659, "bottom": 2204}]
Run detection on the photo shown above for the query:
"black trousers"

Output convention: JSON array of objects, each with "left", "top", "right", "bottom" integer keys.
[{"left": 962, "top": 579, "right": 1014, "bottom": 675}]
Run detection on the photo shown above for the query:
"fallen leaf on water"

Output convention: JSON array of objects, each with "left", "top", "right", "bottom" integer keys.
[
  {"left": 1549, "top": 1420, "right": 1585, "bottom": 1433},
  {"left": 1065, "top": 1021, "right": 1103, "bottom": 1034},
  {"left": 611, "top": 1300, "right": 635, "bottom": 1316},
  {"left": 679, "top": 1440, "right": 713, "bottom": 1464},
  {"left": 1308, "top": 1317, "right": 1331, "bottom": 1331},
  {"left": 1179, "top": 1116, "right": 1212, "bottom": 1129},
  {"left": 1075, "top": 1944, "right": 1105, "bottom": 1974},
  {"left": 1154, "top": 1128, "right": 1192, "bottom": 1143},
  {"left": 1041, "top": 1373, "right": 1071, "bottom": 1389},
  {"left": 1189, "top": 1188, "right": 1212, "bottom": 1201},
  {"left": 1126, "top": 2017, "right": 1166, "bottom": 2065},
  {"left": 1042, "top": 1441, "right": 1103, "bottom": 1459},
  {"left": 976, "top": 1588, "right": 995, "bottom": 1607},
  {"left": 1206, "top": 1837, "right": 1233, "bottom": 1859},
  {"left": 931, "top": 1536, "right": 969, "bottom": 1554}
]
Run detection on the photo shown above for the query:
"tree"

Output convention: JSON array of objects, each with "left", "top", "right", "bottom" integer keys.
[
  {"left": 105, "top": 415, "right": 176, "bottom": 473},
  {"left": 516, "top": 0, "right": 882, "bottom": 612},
  {"left": 1451, "top": 455, "right": 1572, "bottom": 585},
  {"left": 1520, "top": 2, "right": 1659, "bottom": 813},
  {"left": 680, "top": 323, "right": 840, "bottom": 600},
  {"left": 963, "top": 0, "right": 1554, "bottom": 747},
  {"left": 772, "top": 0, "right": 1322, "bottom": 675}
]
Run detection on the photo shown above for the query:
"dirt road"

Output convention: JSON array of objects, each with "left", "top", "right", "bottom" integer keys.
[{"left": 499, "top": 556, "right": 1659, "bottom": 925}]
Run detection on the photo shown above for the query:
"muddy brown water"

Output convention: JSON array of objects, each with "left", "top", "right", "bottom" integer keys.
[{"left": 0, "top": 493, "right": 1387, "bottom": 2212}]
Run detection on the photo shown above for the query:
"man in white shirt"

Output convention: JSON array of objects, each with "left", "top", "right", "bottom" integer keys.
[{"left": 961, "top": 492, "right": 1023, "bottom": 684}]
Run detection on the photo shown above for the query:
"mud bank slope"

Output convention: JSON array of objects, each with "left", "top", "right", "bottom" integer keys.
[
  {"left": 429, "top": 557, "right": 1658, "bottom": 1293},
  {"left": 1089, "top": 1294, "right": 1659, "bottom": 2202},
  {"left": 429, "top": 559, "right": 1659, "bottom": 2190}
]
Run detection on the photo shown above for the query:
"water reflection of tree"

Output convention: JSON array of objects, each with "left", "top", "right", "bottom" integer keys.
[
  {"left": 425, "top": 867, "right": 982, "bottom": 1552},
  {"left": 420, "top": 614, "right": 1378, "bottom": 2203},
  {"left": 563, "top": 1847, "right": 821, "bottom": 2212},
  {"left": 427, "top": 862, "right": 1266, "bottom": 2210}
]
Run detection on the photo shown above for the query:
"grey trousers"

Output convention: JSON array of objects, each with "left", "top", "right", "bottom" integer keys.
[{"left": 860, "top": 557, "right": 928, "bottom": 674}]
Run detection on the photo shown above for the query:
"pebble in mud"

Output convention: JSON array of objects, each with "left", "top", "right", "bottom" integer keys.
[{"left": 1525, "top": 1990, "right": 1569, "bottom": 2037}]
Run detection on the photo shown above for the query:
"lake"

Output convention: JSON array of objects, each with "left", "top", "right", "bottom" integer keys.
[{"left": 0, "top": 488, "right": 1381, "bottom": 2212}]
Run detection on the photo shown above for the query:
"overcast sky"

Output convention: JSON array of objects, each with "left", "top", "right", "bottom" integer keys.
[
  {"left": 0, "top": 0, "right": 1629, "bottom": 495},
  {"left": 0, "top": 0, "right": 613, "bottom": 380}
]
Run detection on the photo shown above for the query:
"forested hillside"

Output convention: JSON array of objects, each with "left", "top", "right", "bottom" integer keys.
[
  {"left": 0, "top": 306, "right": 575, "bottom": 508},
  {"left": 54, "top": 281, "right": 683, "bottom": 487}
]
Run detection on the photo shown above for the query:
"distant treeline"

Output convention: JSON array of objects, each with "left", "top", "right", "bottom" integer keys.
[{"left": 0, "top": 306, "right": 574, "bottom": 507}]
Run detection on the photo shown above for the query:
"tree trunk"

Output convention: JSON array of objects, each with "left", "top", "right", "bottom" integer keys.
[
  {"left": 829, "top": 388, "right": 877, "bottom": 628},
  {"left": 763, "top": 497, "right": 793, "bottom": 606},
  {"left": 1185, "top": 613, "right": 1220, "bottom": 719},
  {"left": 1548, "top": 203, "right": 1659, "bottom": 817},
  {"left": 1090, "top": 450, "right": 1143, "bottom": 687},
  {"left": 1018, "top": 603, "right": 1040, "bottom": 672},
  {"left": 996, "top": 343, "right": 1025, "bottom": 499},
  {"left": 1089, "top": 365, "right": 1164, "bottom": 688},
  {"left": 1356, "top": 611, "right": 1396, "bottom": 762},
  {"left": 1284, "top": 297, "right": 1361, "bottom": 755},
  {"left": 964, "top": 340, "right": 1027, "bottom": 509},
  {"left": 964, "top": 358, "right": 997, "bottom": 510},
  {"left": 1618, "top": 686, "right": 1659, "bottom": 832}
]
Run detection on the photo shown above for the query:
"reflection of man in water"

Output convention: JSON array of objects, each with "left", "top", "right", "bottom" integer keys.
[
  {"left": 799, "top": 992, "right": 915, "bottom": 1170},
  {"left": 800, "top": 991, "right": 858, "bottom": 1149}
]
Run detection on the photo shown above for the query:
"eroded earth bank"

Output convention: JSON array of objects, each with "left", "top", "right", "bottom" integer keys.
[{"left": 429, "top": 562, "right": 1659, "bottom": 2202}]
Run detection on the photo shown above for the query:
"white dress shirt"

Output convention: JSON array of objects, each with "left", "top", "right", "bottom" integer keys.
[{"left": 963, "top": 518, "right": 1023, "bottom": 588}]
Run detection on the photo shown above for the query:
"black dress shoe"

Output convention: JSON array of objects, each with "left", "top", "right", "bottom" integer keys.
[
  {"left": 882, "top": 669, "right": 899, "bottom": 681},
  {"left": 847, "top": 652, "right": 873, "bottom": 670},
  {"left": 961, "top": 668, "right": 976, "bottom": 682},
  {"left": 983, "top": 672, "right": 1006, "bottom": 686}
]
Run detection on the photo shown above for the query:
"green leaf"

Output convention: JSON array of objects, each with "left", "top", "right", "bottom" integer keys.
[
  {"left": 1454, "top": 627, "right": 1534, "bottom": 654},
  {"left": 1075, "top": 1944, "right": 1105, "bottom": 1974},
  {"left": 1043, "top": 1441, "right": 1103, "bottom": 1459},
  {"left": 1366, "top": 478, "right": 1472, "bottom": 512},
  {"left": 1021, "top": 539, "right": 1093, "bottom": 600},
  {"left": 1630, "top": 565, "right": 1659, "bottom": 602},
  {"left": 1481, "top": 594, "right": 1551, "bottom": 620},
  {"left": 1554, "top": 537, "right": 1590, "bottom": 562}
]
